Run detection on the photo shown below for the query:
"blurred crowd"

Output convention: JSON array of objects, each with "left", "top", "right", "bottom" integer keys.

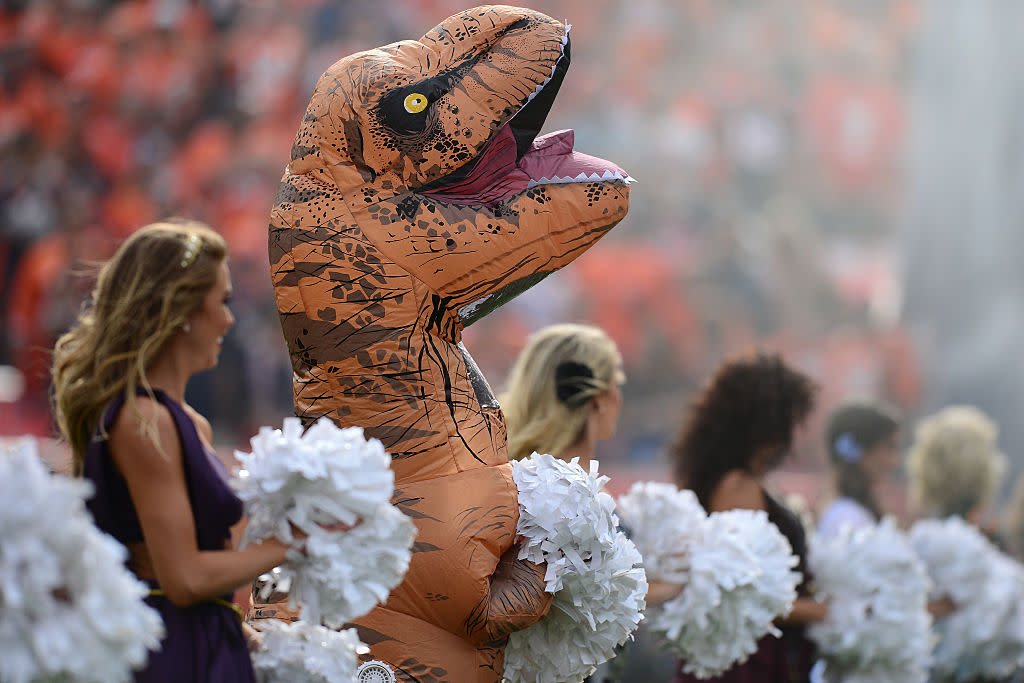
[{"left": 1, "top": 0, "right": 922, "bottom": 485}]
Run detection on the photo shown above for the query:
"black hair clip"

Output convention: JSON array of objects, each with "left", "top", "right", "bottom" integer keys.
[{"left": 555, "top": 360, "right": 595, "bottom": 407}]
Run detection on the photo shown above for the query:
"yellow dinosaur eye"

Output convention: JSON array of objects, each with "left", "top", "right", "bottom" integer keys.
[{"left": 404, "top": 93, "right": 429, "bottom": 114}]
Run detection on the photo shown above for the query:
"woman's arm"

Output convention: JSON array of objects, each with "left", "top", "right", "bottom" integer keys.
[
  {"left": 112, "top": 399, "right": 290, "bottom": 608},
  {"left": 782, "top": 596, "right": 828, "bottom": 624},
  {"left": 646, "top": 580, "right": 685, "bottom": 606}
]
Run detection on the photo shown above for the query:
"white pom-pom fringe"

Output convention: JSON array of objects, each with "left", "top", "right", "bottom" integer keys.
[
  {"left": 910, "top": 517, "right": 1024, "bottom": 680},
  {"left": 616, "top": 482, "right": 704, "bottom": 584},
  {"left": 809, "top": 518, "right": 932, "bottom": 683},
  {"left": 511, "top": 453, "right": 618, "bottom": 592},
  {"left": 252, "top": 619, "right": 368, "bottom": 683},
  {"left": 0, "top": 438, "right": 164, "bottom": 683},
  {"left": 619, "top": 482, "right": 800, "bottom": 679},
  {"left": 503, "top": 454, "right": 646, "bottom": 683},
  {"left": 235, "top": 418, "right": 416, "bottom": 627}
]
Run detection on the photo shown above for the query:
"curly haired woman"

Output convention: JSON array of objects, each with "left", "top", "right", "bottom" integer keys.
[{"left": 670, "top": 351, "right": 824, "bottom": 683}]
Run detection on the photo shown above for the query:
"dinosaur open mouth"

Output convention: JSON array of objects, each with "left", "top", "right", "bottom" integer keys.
[{"left": 420, "top": 28, "right": 633, "bottom": 206}]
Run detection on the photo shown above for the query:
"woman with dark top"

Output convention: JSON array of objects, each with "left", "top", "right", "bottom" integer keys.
[
  {"left": 670, "top": 351, "right": 824, "bottom": 683},
  {"left": 51, "top": 221, "right": 296, "bottom": 682}
]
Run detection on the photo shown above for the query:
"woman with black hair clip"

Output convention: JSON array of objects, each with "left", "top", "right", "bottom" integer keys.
[
  {"left": 670, "top": 351, "right": 824, "bottom": 683},
  {"left": 816, "top": 401, "right": 901, "bottom": 537},
  {"left": 502, "top": 322, "right": 683, "bottom": 683}
]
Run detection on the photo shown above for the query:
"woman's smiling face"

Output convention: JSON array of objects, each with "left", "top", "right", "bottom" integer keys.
[{"left": 187, "top": 260, "right": 234, "bottom": 370}]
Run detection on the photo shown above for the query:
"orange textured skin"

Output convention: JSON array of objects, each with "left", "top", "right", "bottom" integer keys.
[{"left": 252, "top": 6, "right": 630, "bottom": 681}]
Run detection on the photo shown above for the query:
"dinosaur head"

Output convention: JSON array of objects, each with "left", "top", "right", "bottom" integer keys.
[{"left": 285, "top": 6, "right": 631, "bottom": 323}]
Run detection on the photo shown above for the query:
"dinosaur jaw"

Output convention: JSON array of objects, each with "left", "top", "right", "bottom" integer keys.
[
  {"left": 419, "top": 124, "right": 633, "bottom": 206},
  {"left": 418, "top": 24, "right": 631, "bottom": 206},
  {"left": 521, "top": 129, "right": 635, "bottom": 189}
]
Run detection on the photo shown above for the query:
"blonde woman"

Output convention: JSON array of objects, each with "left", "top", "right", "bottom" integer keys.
[
  {"left": 906, "top": 405, "right": 1006, "bottom": 527},
  {"left": 52, "top": 221, "right": 293, "bottom": 682},
  {"left": 502, "top": 323, "right": 625, "bottom": 467},
  {"left": 501, "top": 323, "right": 679, "bottom": 682}
]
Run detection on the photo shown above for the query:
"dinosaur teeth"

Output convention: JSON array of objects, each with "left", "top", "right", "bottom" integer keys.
[
  {"left": 526, "top": 171, "right": 634, "bottom": 189},
  {"left": 524, "top": 24, "right": 571, "bottom": 105}
]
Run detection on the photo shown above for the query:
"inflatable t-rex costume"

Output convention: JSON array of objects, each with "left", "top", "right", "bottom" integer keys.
[{"left": 254, "top": 6, "right": 631, "bottom": 681}]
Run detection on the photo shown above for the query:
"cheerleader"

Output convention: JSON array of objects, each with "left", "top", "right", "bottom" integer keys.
[
  {"left": 52, "top": 221, "right": 298, "bottom": 681},
  {"left": 501, "top": 323, "right": 682, "bottom": 681},
  {"left": 816, "top": 400, "right": 901, "bottom": 537},
  {"left": 906, "top": 405, "right": 1006, "bottom": 532},
  {"left": 669, "top": 352, "right": 824, "bottom": 683}
]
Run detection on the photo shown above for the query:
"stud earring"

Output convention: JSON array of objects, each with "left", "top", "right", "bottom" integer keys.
[{"left": 183, "top": 323, "right": 192, "bottom": 333}]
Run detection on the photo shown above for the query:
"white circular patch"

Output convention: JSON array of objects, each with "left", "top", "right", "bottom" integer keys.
[{"left": 356, "top": 660, "right": 397, "bottom": 683}]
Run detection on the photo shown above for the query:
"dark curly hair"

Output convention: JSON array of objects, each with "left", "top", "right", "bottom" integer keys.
[{"left": 671, "top": 352, "right": 817, "bottom": 509}]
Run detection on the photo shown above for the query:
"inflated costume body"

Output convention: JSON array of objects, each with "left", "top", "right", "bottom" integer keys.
[{"left": 252, "top": 6, "right": 631, "bottom": 680}]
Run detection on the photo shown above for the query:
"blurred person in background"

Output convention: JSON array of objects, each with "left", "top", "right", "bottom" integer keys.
[
  {"left": 51, "top": 221, "right": 302, "bottom": 682},
  {"left": 905, "top": 405, "right": 1007, "bottom": 542},
  {"left": 502, "top": 323, "right": 626, "bottom": 470},
  {"left": 670, "top": 351, "right": 824, "bottom": 683},
  {"left": 1004, "top": 473, "right": 1024, "bottom": 561},
  {"left": 501, "top": 322, "right": 683, "bottom": 682},
  {"left": 815, "top": 400, "right": 901, "bottom": 537},
  {"left": 810, "top": 400, "right": 952, "bottom": 682}
]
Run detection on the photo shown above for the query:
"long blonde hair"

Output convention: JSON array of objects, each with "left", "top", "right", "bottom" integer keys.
[
  {"left": 905, "top": 405, "right": 1006, "bottom": 518},
  {"left": 52, "top": 220, "right": 227, "bottom": 473},
  {"left": 501, "top": 323, "right": 623, "bottom": 461}
]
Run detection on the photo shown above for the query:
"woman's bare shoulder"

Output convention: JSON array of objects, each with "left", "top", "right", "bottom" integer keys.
[{"left": 109, "top": 396, "right": 181, "bottom": 469}]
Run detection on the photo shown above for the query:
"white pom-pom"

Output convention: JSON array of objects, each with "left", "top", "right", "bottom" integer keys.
[
  {"left": 252, "top": 619, "right": 368, "bottom": 683},
  {"left": 616, "top": 482, "right": 704, "bottom": 583},
  {"left": 809, "top": 518, "right": 933, "bottom": 683},
  {"left": 510, "top": 453, "right": 618, "bottom": 592},
  {"left": 909, "top": 517, "right": 994, "bottom": 605},
  {"left": 633, "top": 497, "right": 801, "bottom": 679},
  {"left": 910, "top": 517, "right": 1024, "bottom": 680},
  {"left": 503, "top": 454, "right": 647, "bottom": 683},
  {"left": 0, "top": 438, "right": 164, "bottom": 683},
  {"left": 235, "top": 418, "right": 416, "bottom": 627}
]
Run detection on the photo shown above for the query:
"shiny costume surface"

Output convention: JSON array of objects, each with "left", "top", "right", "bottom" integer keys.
[{"left": 251, "top": 6, "right": 630, "bottom": 681}]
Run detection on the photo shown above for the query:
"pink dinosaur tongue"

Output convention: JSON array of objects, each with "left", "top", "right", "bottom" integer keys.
[
  {"left": 419, "top": 124, "right": 629, "bottom": 205},
  {"left": 519, "top": 129, "right": 630, "bottom": 183},
  {"left": 420, "top": 124, "right": 528, "bottom": 205}
]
